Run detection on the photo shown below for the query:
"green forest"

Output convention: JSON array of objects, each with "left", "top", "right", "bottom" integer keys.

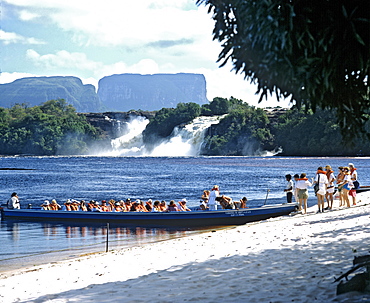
[
  {"left": 143, "top": 97, "right": 370, "bottom": 156},
  {"left": 0, "top": 97, "right": 369, "bottom": 156},
  {"left": 0, "top": 99, "right": 101, "bottom": 155}
]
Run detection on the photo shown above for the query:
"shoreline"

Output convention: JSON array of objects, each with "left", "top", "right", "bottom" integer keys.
[{"left": 1, "top": 195, "right": 370, "bottom": 302}]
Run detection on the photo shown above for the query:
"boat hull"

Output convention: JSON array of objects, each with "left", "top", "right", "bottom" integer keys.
[{"left": 0, "top": 204, "right": 297, "bottom": 227}]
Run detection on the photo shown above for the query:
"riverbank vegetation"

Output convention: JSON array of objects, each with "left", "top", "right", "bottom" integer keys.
[
  {"left": 1, "top": 97, "right": 369, "bottom": 156},
  {"left": 0, "top": 99, "right": 101, "bottom": 155},
  {"left": 143, "top": 97, "right": 370, "bottom": 156}
]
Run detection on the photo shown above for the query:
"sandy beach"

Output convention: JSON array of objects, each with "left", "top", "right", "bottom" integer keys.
[{"left": 1, "top": 194, "right": 370, "bottom": 303}]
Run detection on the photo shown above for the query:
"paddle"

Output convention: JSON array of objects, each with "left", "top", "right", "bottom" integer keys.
[{"left": 264, "top": 189, "right": 270, "bottom": 205}]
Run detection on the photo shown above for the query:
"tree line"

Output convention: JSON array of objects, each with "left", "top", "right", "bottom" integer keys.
[
  {"left": 1, "top": 97, "right": 369, "bottom": 156},
  {"left": 0, "top": 99, "right": 101, "bottom": 155}
]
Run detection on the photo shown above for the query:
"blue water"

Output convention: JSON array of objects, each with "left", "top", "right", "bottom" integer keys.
[{"left": 1, "top": 156, "right": 369, "bottom": 272}]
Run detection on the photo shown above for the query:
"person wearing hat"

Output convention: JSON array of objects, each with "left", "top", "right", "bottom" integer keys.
[
  {"left": 208, "top": 185, "right": 220, "bottom": 210},
  {"left": 40, "top": 200, "right": 50, "bottom": 210},
  {"left": 6, "top": 192, "right": 20, "bottom": 209},
  {"left": 49, "top": 199, "right": 61, "bottom": 211},
  {"left": 178, "top": 199, "right": 191, "bottom": 211},
  {"left": 61, "top": 199, "right": 72, "bottom": 211}
]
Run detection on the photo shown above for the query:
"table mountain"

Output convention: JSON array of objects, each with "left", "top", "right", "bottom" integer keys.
[
  {"left": 97, "top": 73, "right": 208, "bottom": 111},
  {"left": 0, "top": 76, "right": 104, "bottom": 112}
]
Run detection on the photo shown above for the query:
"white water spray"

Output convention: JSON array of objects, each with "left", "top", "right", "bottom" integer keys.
[
  {"left": 101, "top": 115, "right": 224, "bottom": 157},
  {"left": 149, "top": 115, "right": 225, "bottom": 157}
]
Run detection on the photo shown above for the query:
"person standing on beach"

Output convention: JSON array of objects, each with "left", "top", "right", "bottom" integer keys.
[
  {"left": 325, "top": 165, "right": 335, "bottom": 210},
  {"left": 7, "top": 192, "right": 20, "bottom": 209},
  {"left": 284, "top": 174, "right": 293, "bottom": 203},
  {"left": 348, "top": 163, "right": 358, "bottom": 206},
  {"left": 295, "top": 173, "right": 312, "bottom": 214},
  {"left": 338, "top": 167, "right": 353, "bottom": 208},
  {"left": 314, "top": 167, "right": 328, "bottom": 212},
  {"left": 293, "top": 174, "right": 300, "bottom": 203},
  {"left": 208, "top": 185, "right": 220, "bottom": 210},
  {"left": 336, "top": 167, "right": 345, "bottom": 207}
]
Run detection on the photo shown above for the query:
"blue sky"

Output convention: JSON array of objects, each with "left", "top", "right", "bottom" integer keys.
[{"left": 0, "top": 0, "right": 292, "bottom": 108}]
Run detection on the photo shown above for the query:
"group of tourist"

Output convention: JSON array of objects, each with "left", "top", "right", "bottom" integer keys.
[
  {"left": 200, "top": 185, "right": 248, "bottom": 210},
  {"left": 36, "top": 198, "right": 193, "bottom": 212},
  {"left": 284, "top": 163, "right": 359, "bottom": 214}
]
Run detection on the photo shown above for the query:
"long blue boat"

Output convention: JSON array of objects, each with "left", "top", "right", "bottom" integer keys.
[{"left": 0, "top": 203, "right": 297, "bottom": 227}]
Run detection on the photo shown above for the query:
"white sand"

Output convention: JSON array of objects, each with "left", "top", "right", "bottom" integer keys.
[{"left": 1, "top": 195, "right": 370, "bottom": 303}]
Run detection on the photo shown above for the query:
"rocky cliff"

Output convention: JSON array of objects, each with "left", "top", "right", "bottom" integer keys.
[
  {"left": 0, "top": 73, "right": 209, "bottom": 113},
  {"left": 97, "top": 73, "right": 208, "bottom": 111},
  {"left": 0, "top": 76, "right": 105, "bottom": 113}
]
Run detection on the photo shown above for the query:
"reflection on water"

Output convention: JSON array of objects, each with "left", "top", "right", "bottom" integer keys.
[{"left": 0, "top": 219, "right": 217, "bottom": 273}]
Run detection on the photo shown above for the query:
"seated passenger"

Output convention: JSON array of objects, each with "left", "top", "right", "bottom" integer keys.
[
  {"left": 61, "top": 199, "right": 72, "bottom": 211},
  {"left": 151, "top": 200, "right": 161, "bottom": 212},
  {"left": 108, "top": 199, "right": 115, "bottom": 211},
  {"left": 125, "top": 198, "right": 132, "bottom": 211},
  {"left": 136, "top": 200, "right": 148, "bottom": 212},
  {"left": 215, "top": 195, "right": 234, "bottom": 209},
  {"left": 168, "top": 200, "right": 180, "bottom": 212},
  {"left": 113, "top": 202, "right": 124, "bottom": 212},
  {"left": 178, "top": 199, "right": 191, "bottom": 211},
  {"left": 49, "top": 199, "right": 61, "bottom": 210},
  {"left": 201, "top": 190, "right": 210, "bottom": 203},
  {"left": 130, "top": 201, "right": 140, "bottom": 212},
  {"left": 40, "top": 200, "right": 50, "bottom": 210},
  {"left": 159, "top": 200, "right": 168, "bottom": 212},
  {"left": 79, "top": 200, "right": 88, "bottom": 211},
  {"left": 199, "top": 200, "right": 208, "bottom": 210},
  {"left": 100, "top": 200, "right": 109, "bottom": 212},
  {"left": 87, "top": 200, "right": 96, "bottom": 211},
  {"left": 90, "top": 201, "right": 102, "bottom": 212},
  {"left": 239, "top": 197, "right": 248, "bottom": 208},
  {"left": 145, "top": 199, "right": 153, "bottom": 212},
  {"left": 70, "top": 200, "right": 80, "bottom": 211}
]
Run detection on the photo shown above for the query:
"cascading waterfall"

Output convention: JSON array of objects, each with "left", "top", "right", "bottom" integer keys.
[
  {"left": 148, "top": 115, "right": 225, "bottom": 156},
  {"left": 103, "top": 115, "right": 224, "bottom": 157},
  {"left": 99, "top": 114, "right": 282, "bottom": 157}
]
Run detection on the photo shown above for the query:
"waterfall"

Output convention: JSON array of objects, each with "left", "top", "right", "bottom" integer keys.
[
  {"left": 106, "top": 116, "right": 150, "bottom": 156},
  {"left": 102, "top": 115, "right": 224, "bottom": 157},
  {"left": 148, "top": 115, "right": 225, "bottom": 157}
]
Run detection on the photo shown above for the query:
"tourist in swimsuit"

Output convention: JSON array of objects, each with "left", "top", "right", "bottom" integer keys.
[
  {"left": 348, "top": 163, "right": 358, "bottom": 206},
  {"left": 338, "top": 167, "right": 352, "bottom": 208},
  {"left": 336, "top": 167, "right": 345, "bottom": 207},
  {"left": 239, "top": 197, "right": 248, "bottom": 208}
]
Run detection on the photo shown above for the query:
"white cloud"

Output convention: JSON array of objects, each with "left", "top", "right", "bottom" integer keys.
[
  {"left": 3, "top": 1, "right": 293, "bottom": 108},
  {"left": 0, "top": 72, "right": 36, "bottom": 84},
  {"left": 0, "top": 30, "right": 45, "bottom": 45},
  {"left": 26, "top": 49, "right": 102, "bottom": 71}
]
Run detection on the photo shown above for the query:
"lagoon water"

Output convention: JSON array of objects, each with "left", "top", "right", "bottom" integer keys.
[{"left": 1, "top": 156, "right": 369, "bottom": 272}]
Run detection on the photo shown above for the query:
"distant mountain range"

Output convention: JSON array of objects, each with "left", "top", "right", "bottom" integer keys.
[{"left": 0, "top": 73, "right": 208, "bottom": 112}]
